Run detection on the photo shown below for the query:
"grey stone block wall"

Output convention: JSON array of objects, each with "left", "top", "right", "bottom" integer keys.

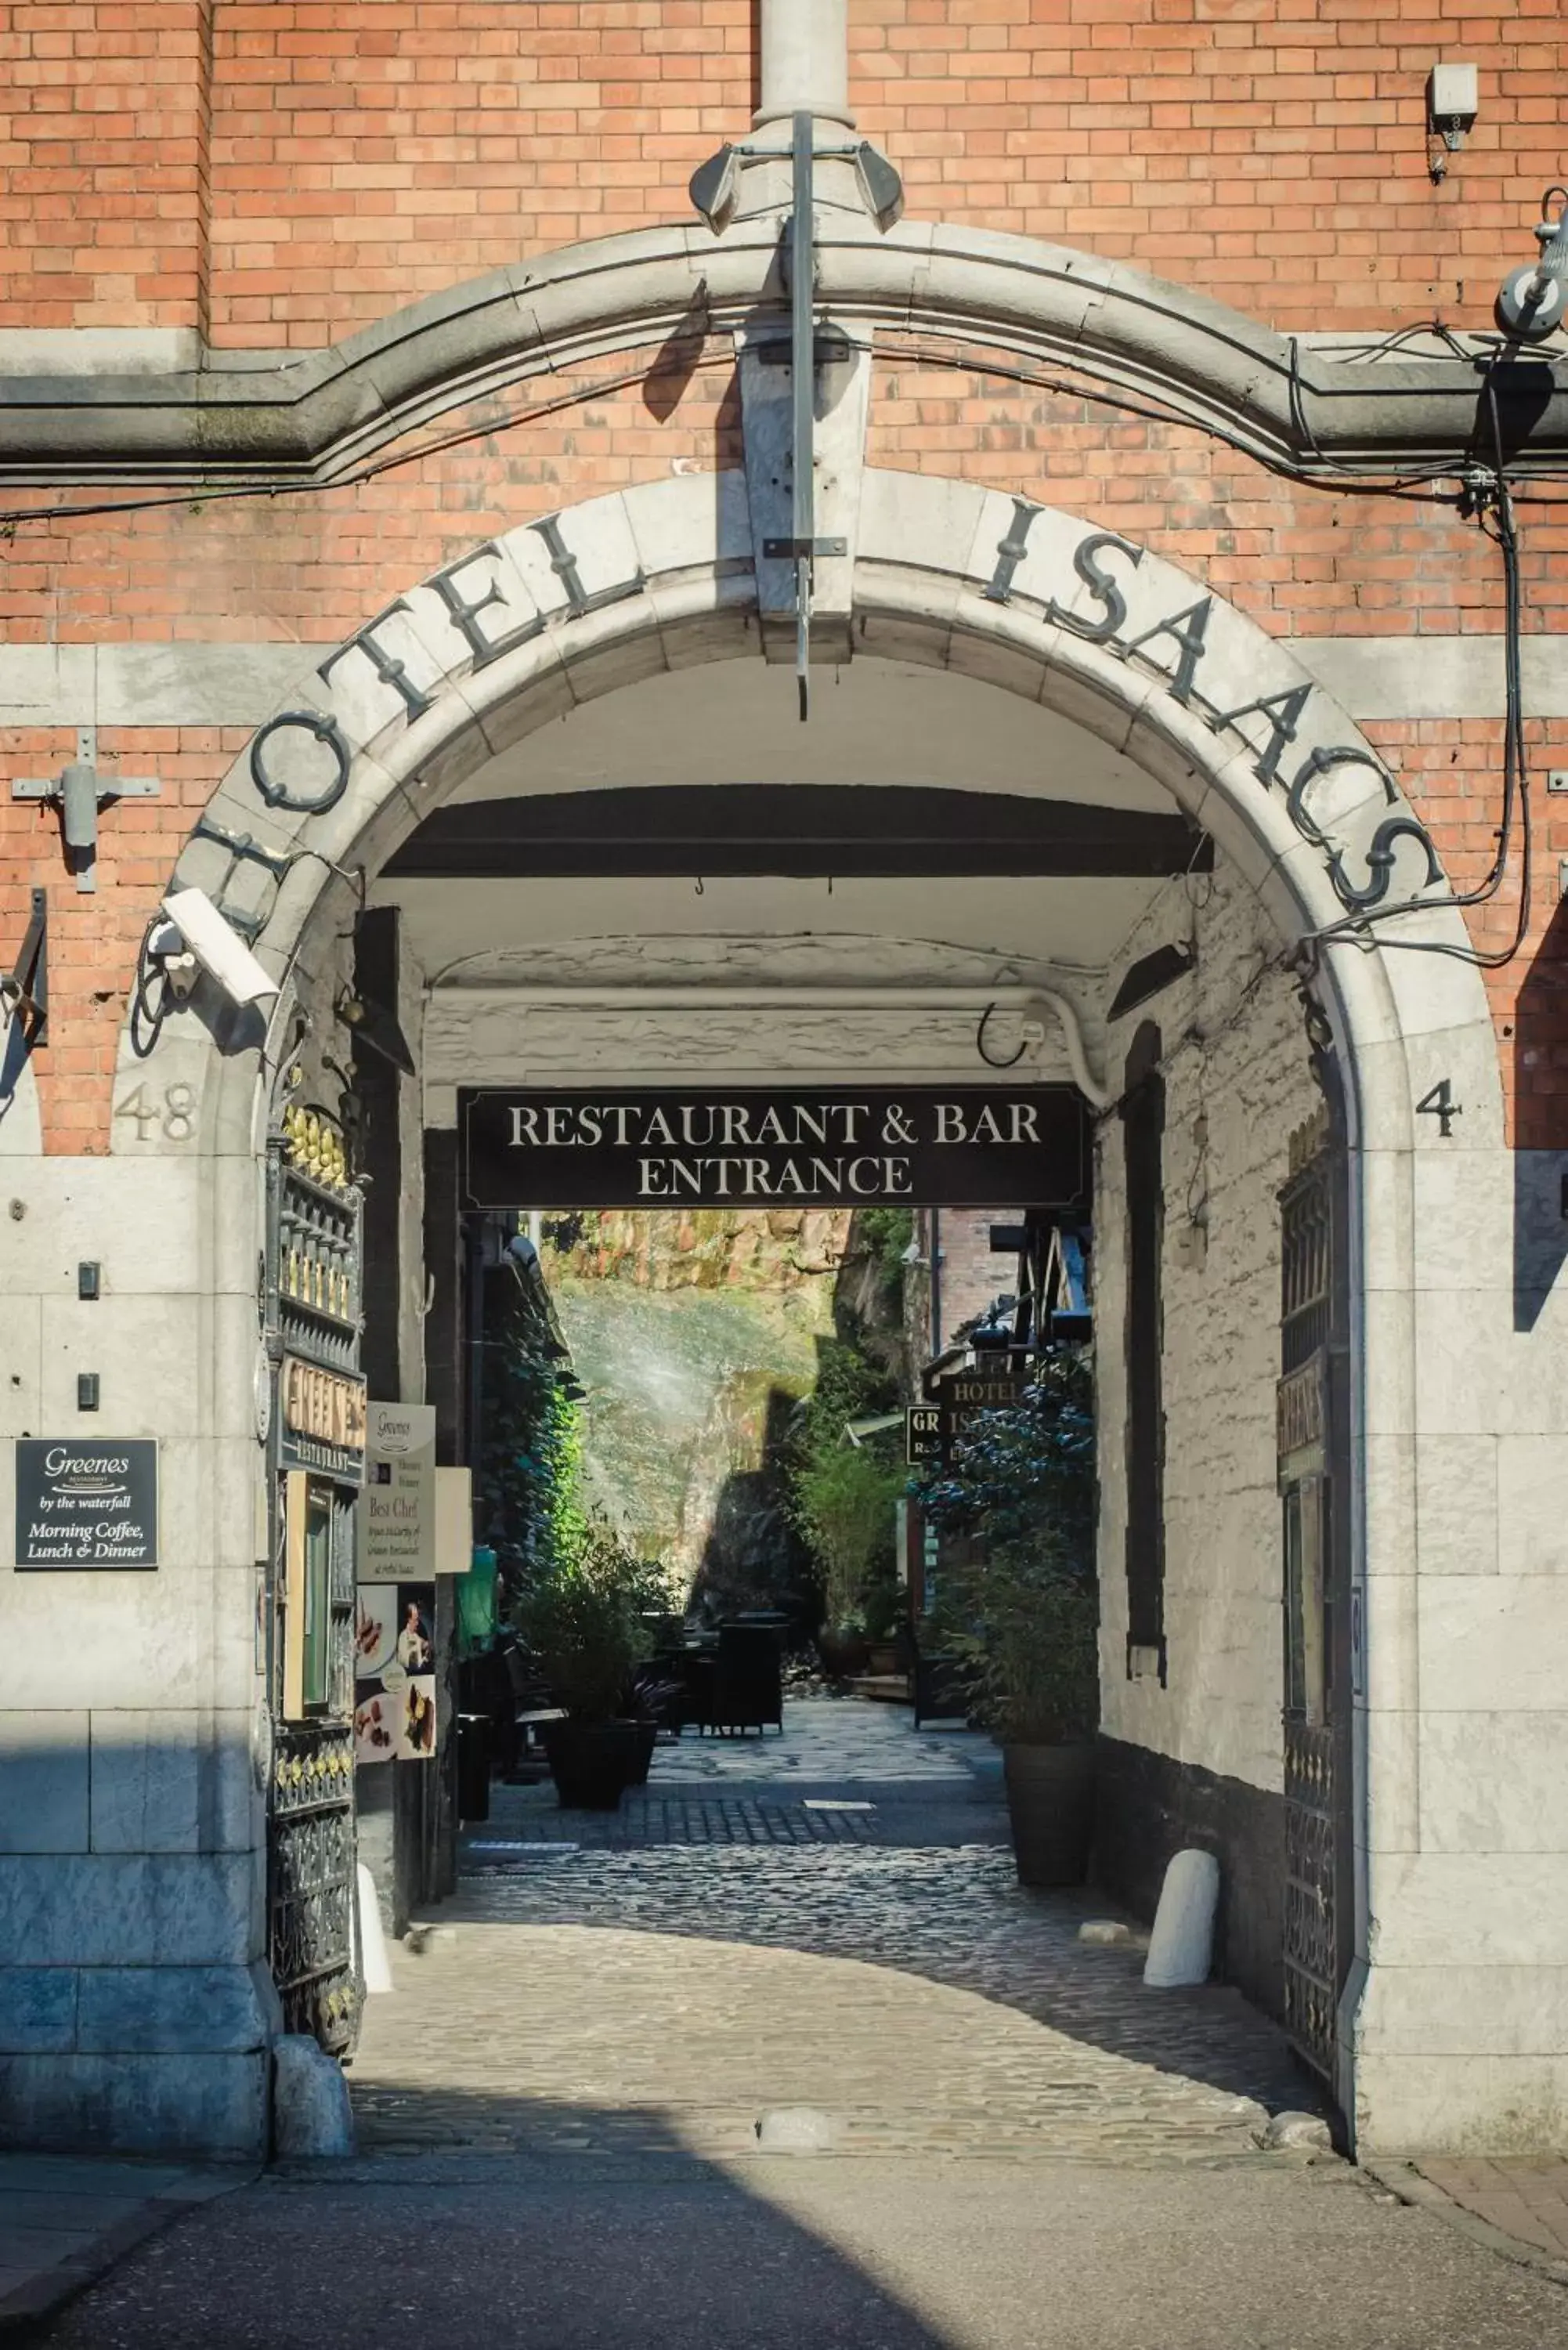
[
  {"left": 0, "top": 2048, "right": 268, "bottom": 2157},
  {"left": 0, "top": 1949, "right": 275, "bottom": 2156}
]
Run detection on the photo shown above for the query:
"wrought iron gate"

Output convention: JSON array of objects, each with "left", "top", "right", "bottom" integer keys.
[
  {"left": 1277, "top": 1109, "right": 1348, "bottom": 2086},
  {"left": 263, "top": 1091, "right": 366, "bottom": 2057}
]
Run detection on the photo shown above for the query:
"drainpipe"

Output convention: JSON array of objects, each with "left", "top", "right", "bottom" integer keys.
[
  {"left": 930, "top": 1209, "right": 943, "bottom": 1355},
  {"left": 755, "top": 0, "right": 854, "bottom": 129}
]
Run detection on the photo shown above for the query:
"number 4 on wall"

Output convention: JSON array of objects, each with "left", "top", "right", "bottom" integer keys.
[{"left": 1415, "top": 1079, "right": 1461, "bottom": 1139}]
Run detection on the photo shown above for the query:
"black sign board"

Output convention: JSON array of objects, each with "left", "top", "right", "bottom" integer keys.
[
  {"left": 459, "top": 1086, "right": 1088, "bottom": 1210},
  {"left": 943, "top": 1368, "right": 1029, "bottom": 1410},
  {"left": 14, "top": 1438, "right": 158, "bottom": 1570},
  {"left": 909, "top": 1366, "right": 1036, "bottom": 1467},
  {"left": 906, "top": 1406, "right": 944, "bottom": 1465}
]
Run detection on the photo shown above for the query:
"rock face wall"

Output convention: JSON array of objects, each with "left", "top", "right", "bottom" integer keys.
[{"left": 543, "top": 1209, "right": 851, "bottom": 1610}]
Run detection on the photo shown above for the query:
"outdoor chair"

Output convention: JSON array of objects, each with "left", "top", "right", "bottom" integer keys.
[
  {"left": 912, "top": 1652, "right": 970, "bottom": 1729},
  {"left": 706, "top": 1624, "right": 783, "bottom": 1736}
]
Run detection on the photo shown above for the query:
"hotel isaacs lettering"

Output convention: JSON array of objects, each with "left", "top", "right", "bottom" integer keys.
[{"left": 460, "top": 1086, "right": 1089, "bottom": 1210}]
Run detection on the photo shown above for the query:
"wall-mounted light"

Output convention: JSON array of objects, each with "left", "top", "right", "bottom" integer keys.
[
  {"left": 1497, "top": 186, "right": 1568, "bottom": 342},
  {"left": 1426, "top": 62, "right": 1478, "bottom": 184},
  {"left": 688, "top": 144, "right": 740, "bottom": 235},
  {"left": 852, "top": 142, "right": 904, "bottom": 233},
  {"left": 688, "top": 132, "right": 902, "bottom": 237},
  {"left": 337, "top": 987, "right": 415, "bottom": 1077},
  {"left": 1108, "top": 942, "right": 1197, "bottom": 1022}
]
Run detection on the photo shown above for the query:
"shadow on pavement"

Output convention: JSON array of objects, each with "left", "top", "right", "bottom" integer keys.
[
  {"left": 21, "top": 2086, "right": 1568, "bottom": 2350},
  {"left": 20, "top": 2092, "right": 956, "bottom": 2350},
  {"left": 457, "top": 1816, "right": 1312, "bottom": 2120}
]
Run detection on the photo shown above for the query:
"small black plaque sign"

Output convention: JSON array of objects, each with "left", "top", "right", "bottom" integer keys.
[
  {"left": 459, "top": 1086, "right": 1089, "bottom": 1210},
  {"left": 906, "top": 1407, "right": 944, "bottom": 1465},
  {"left": 14, "top": 1438, "right": 158, "bottom": 1570}
]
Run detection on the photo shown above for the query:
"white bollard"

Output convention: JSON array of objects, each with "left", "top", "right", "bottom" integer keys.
[
  {"left": 272, "top": 2035, "right": 356, "bottom": 2158},
  {"left": 1143, "top": 1847, "right": 1220, "bottom": 1988},
  {"left": 356, "top": 1861, "right": 393, "bottom": 1995}
]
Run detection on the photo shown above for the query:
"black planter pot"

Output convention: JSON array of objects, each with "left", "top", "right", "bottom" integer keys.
[
  {"left": 542, "top": 1719, "right": 641, "bottom": 1810},
  {"left": 816, "top": 1626, "right": 871, "bottom": 1679},
  {"left": 628, "top": 1721, "right": 658, "bottom": 1787},
  {"left": 1002, "top": 1741, "right": 1096, "bottom": 1887}
]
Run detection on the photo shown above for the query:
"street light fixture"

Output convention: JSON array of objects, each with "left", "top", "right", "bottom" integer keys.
[{"left": 1496, "top": 187, "right": 1568, "bottom": 342}]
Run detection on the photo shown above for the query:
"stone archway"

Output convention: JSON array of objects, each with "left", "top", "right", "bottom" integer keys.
[
  {"left": 126, "top": 465, "right": 1496, "bottom": 1133},
  {"left": 113, "top": 466, "right": 1505, "bottom": 2152}
]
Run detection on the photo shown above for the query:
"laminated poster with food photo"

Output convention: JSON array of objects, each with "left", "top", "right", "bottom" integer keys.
[
  {"left": 354, "top": 1580, "right": 437, "bottom": 1764},
  {"left": 396, "top": 1674, "right": 438, "bottom": 1761}
]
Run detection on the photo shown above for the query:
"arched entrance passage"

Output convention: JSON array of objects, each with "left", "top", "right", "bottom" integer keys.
[{"left": 117, "top": 468, "right": 1501, "bottom": 2151}]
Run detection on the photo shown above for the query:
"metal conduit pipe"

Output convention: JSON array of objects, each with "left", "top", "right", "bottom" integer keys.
[{"left": 434, "top": 983, "right": 1112, "bottom": 1109}]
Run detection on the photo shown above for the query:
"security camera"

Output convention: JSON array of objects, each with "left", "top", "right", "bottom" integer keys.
[{"left": 159, "top": 888, "right": 282, "bottom": 1009}]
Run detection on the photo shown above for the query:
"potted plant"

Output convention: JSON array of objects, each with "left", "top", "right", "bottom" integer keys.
[
  {"left": 623, "top": 1664, "right": 685, "bottom": 1784},
  {"left": 923, "top": 1353, "right": 1099, "bottom": 1885},
  {"left": 781, "top": 1332, "right": 906, "bottom": 1680},
  {"left": 793, "top": 1430, "right": 905, "bottom": 1680},
  {"left": 513, "top": 1521, "right": 660, "bottom": 1809}
]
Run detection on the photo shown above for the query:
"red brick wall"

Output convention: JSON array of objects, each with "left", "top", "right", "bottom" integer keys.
[
  {"left": 0, "top": 2, "right": 214, "bottom": 331},
  {"left": 3, "top": 5, "right": 1565, "bottom": 342},
  {"left": 935, "top": 1209, "right": 1010, "bottom": 1349},
  {"left": 2, "top": 5, "right": 1566, "bottom": 1153},
  {"left": 2, "top": 355, "right": 1565, "bottom": 1149}
]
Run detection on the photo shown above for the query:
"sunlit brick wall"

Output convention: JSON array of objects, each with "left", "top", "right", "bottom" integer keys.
[{"left": 4, "top": 5, "right": 1565, "bottom": 342}]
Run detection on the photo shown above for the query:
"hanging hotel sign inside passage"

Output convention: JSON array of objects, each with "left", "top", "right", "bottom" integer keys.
[{"left": 458, "top": 1086, "right": 1089, "bottom": 1211}]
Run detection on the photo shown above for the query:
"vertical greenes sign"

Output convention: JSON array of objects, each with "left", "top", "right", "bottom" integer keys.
[
  {"left": 355, "top": 1404, "right": 438, "bottom": 1765},
  {"left": 358, "top": 1402, "right": 436, "bottom": 1579}
]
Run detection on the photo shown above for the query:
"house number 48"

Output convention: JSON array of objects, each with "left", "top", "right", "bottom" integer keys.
[{"left": 114, "top": 1082, "right": 197, "bottom": 1143}]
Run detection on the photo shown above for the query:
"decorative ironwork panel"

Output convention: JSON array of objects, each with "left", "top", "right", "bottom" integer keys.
[
  {"left": 263, "top": 1091, "right": 365, "bottom": 2063},
  {"left": 1277, "top": 1358, "right": 1324, "bottom": 1464},
  {"left": 1279, "top": 1124, "right": 1342, "bottom": 2087},
  {"left": 1280, "top": 1152, "right": 1332, "bottom": 1376},
  {"left": 275, "top": 1162, "right": 361, "bottom": 1374},
  {"left": 268, "top": 1725, "right": 359, "bottom": 2052},
  {"left": 270, "top": 1720, "right": 354, "bottom": 1817},
  {"left": 1282, "top": 1718, "right": 1337, "bottom": 2077}
]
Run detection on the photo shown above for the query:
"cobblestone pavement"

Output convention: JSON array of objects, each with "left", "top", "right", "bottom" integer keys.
[
  {"left": 596, "top": 1698, "right": 979, "bottom": 1783},
  {"left": 350, "top": 1699, "right": 1314, "bottom": 2162},
  {"left": 29, "top": 1705, "right": 1567, "bottom": 2350}
]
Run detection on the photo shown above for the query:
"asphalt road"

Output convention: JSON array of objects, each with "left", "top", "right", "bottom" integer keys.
[{"left": 23, "top": 2149, "right": 1568, "bottom": 2350}]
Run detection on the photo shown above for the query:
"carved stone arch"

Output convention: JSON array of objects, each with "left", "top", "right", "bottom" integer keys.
[
  {"left": 114, "top": 465, "right": 1497, "bottom": 1166},
  {"left": 101, "top": 461, "right": 1509, "bottom": 2149}
]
